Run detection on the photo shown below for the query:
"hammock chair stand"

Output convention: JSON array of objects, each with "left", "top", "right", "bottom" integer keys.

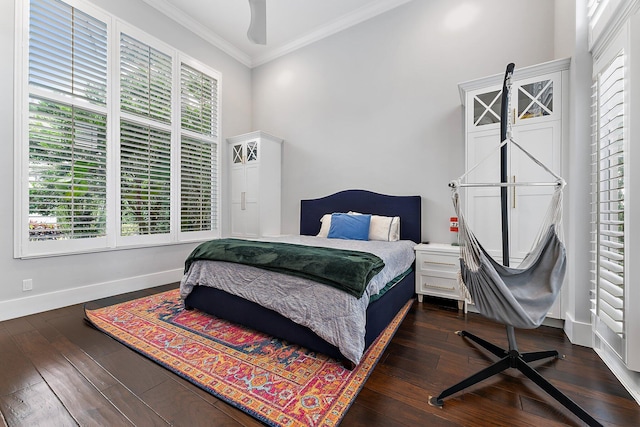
[
  {"left": 428, "top": 326, "right": 601, "bottom": 427},
  {"left": 428, "top": 64, "right": 602, "bottom": 427}
]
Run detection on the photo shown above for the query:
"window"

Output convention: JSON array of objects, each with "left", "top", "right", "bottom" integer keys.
[
  {"left": 16, "top": 0, "right": 220, "bottom": 257},
  {"left": 25, "top": 0, "right": 109, "bottom": 253},
  {"left": 119, "top": 33, "right": 173, "bottom": 239},
  {"left": 179, "top": 63, "right": 219, "bottom": 235},
  {"left": 589, "top": 22, "right": 640, "bottom": 371}
]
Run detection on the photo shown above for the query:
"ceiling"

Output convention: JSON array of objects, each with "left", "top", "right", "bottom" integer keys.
[{"left": 141, "top": 0, "right": 414, "bottom": 68}]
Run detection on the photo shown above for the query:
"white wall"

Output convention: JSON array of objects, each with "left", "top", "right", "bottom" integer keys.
[
  {"left": 0, "top": 0, "right": 252, "bottom": 320},
  {"left": 251, "top": 0, "right": 557, "bottom": 243},
  {"left": 555, "top": 0, "right": 577, "bottom": 58}
]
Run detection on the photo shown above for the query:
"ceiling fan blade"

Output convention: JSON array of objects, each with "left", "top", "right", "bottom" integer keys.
[{"left": 247, "top": 0, "right": 266, "bottom": 45}]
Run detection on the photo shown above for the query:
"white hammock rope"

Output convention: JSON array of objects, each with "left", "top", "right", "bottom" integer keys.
[{"left": 450, "top": 137, "right": 565, "bottom": 189}]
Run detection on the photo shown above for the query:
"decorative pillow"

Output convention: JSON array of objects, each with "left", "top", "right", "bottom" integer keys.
[
  {"left": 327, "top": 213, "right": 371, "bottom": 241},
  {"left": 349, "top": 212, "right": 401, "bottom": 241},
  {"left": 317, "top": 213, "right": 333, "bottom": 237}
]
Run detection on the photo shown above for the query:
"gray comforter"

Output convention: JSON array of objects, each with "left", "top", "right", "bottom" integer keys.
[{"left": 179, "top": 236, "right": 415, "bottom": 365}]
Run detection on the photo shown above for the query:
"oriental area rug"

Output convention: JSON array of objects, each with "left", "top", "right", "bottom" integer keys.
[{"left": 84, "top": 289, "right": 411, "bottom": 427}]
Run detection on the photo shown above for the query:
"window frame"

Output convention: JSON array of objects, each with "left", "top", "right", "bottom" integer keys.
[
  {"left": 14, "top": 0, "right": 221, "bottom": 258},
  {"left": 589, "top": 16, "right": 640, "bottom": 371}
]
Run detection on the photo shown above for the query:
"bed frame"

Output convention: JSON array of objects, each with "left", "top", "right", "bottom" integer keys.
[{"left": 184, "top": 189, "right": 421, "bottom": 367}]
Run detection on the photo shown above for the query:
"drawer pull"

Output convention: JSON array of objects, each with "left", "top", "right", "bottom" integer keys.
[
  {"left": 422, "top": 282, "right": 456, "bottom": 291},
  {"left": 423, "top": 260, "right": 455, "bottom": 266}
]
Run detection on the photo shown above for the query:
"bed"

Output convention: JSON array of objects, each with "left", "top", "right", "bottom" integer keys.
[{"left": 181, "top": 189, "right": 421, "bottom": 368}]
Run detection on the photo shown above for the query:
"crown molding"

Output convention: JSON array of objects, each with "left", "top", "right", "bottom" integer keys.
[
  {"left": 251, "top": 0, "right": 415, "bottom": 67},
  {"left": 143, "top": 0, "right": 414, "bottom": 68},
  {"left": 141, "top": 0, "right": 252, "bottom": 67}
]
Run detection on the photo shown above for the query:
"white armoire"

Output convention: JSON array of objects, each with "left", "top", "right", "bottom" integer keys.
[
  {"left": 227, "top": 131, "right": 283, "bottom": 238},
  {"left": 458, "top": 58, "right": 569, "bottom": 319}
]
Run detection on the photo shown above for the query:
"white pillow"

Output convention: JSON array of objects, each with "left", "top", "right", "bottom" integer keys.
[
  {"left": 317, "top": 213, "right": 332, "bottom": 237},
  {"left": 349, "top": 212, "right": 400, "bottom": 241}
]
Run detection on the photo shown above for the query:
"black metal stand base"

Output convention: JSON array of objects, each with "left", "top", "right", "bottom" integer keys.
[{"left": 428, "top": 329, "right": 602, "bottom": 427}]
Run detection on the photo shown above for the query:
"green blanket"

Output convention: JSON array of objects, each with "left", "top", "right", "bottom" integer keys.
[{"left": 184, "top": 238, "right": 385, "bottom": 298}]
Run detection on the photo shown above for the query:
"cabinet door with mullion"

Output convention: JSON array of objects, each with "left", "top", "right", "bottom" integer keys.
[
  {"left": 512, "top": 72, "right": 562, "bottom": 126},
  {"left": 467, "top": 84, "right": 503, "bottom": 131},
  {"left": 466, "top": 71, "right": 562, "bottom": 132}
]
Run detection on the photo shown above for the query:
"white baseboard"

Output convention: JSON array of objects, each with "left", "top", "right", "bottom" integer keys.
[
  {"left": 594, "top": 346, "right": 640, "bottom": 405},
  {"left": 563, "top": 311, "right": 593, "bottom": 347},
  {"left": 0, "top": 269, "right": 183, "bottom": 322}
]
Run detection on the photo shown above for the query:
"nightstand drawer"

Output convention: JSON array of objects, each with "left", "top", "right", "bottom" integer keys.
[
  {"left": 416, "top": 254, "right": 458, "bottom": 276},
  {"left": 416, "top": 274, "right": 461, "bottom": 299},
  {"left": 417, "top": 251, "right": 457, "bottom": 266}
]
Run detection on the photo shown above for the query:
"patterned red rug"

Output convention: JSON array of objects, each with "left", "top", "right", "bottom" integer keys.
[{"left": 85, "top": 289, "right": 411, "bottom": 427}]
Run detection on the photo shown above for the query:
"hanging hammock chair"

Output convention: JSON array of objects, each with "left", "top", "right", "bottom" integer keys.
[
  {"left": 429, "top": 64, "right": 602, "bottom": 427},
  {"left": 451, "top": 165, "right": 566, "bottom": 329}
]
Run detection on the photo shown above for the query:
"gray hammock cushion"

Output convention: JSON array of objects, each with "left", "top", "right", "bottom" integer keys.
[{"left": 460, "top": 225, "right": 566, "bottom": 329}]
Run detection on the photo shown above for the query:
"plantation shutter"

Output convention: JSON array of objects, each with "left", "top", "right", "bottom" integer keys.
[
  {"left": 179, "top": 63, "right": 219, "bottom": 232},
  {"left": 120, "top": 121, "right": 171, "bottom": 236},
  {"left": 591, "top": 51, "right": 625, "bottom": 337},
  {"left": 29, "top": 0, "right": 108, "bottom": 105},
  {"left": 120, "top": 34, "right": 172, "bottom": 123},
  {"left": 28, "top": 98, "right": 108, "bottom": 240},
  {"left": 27, "top": 0, "right": 108, "bottom": 241},
  {"left": 119, "top": 33, "right": 172, "bottom": 237},
  {"left": 181, "top": 136, "right": 216, "bottom": 232},
  {"left": 181, "top": 64, "right": 218, "bottom": 137}
]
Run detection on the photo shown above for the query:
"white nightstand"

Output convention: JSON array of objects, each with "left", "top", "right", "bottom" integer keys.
[{"left": 414, "top": 243, "right": 466, "bottom": 310}]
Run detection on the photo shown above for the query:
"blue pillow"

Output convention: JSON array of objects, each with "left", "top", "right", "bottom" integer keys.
[{"left": 327, "top": 213, "right": 371, "bottom": 241}]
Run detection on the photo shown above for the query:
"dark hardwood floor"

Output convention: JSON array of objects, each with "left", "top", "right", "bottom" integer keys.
[{"left": 0, "top": 283, "right": 637, "bottom": 426}]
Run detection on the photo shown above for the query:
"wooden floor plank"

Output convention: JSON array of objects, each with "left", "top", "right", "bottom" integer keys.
[
  {"left": 139, "top": 379, "right": 244, "bottom": 427},
  {"left": 0, "top": 381, "right": 77, "bottom": 427},
  {"left": 101, "top": 383, "right": 170, "bottom": 427},
  {"left": 95, "top": 347, "right": 173, "bottom": 396},
  {"left": 49, "top": 335, "right": 120, "bottom": 392},
  {"left": 48, "top": 335, "right": 171, "bottom": 426},
  {"left": 0, "top": 329, "right": 43, "bottom": 397},
  {"left": 11, "top": 329, "right": 133, "bottom": 426},
  {"left": 345, "top": 386, "right": 458, "bottom": 427}
]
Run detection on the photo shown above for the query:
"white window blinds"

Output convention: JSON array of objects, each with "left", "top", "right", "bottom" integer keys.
[
  {"left": 28, "top": 97, "right": 108, "bottom": 240},
  {"left": 181, "top": 63, "right": 218, "bottom": 137},
  {"left": 179, "top": 63, "right": 219, "bottom": 233},
  {"left": 120, "top": 34, "right": 172, "bottom": 123},
  {"left": 591, "top": 50, "right": 625, "bottom": 337},
  {"left": 29, "top": 0, "right": 108, "bottom": 105},
  {"left": 120, "top": 121, "right": 171, "bottom": 236},
  {"left": 181, "top": 136, "right": 216, "bottom": 232},
  {"left": 27, "top": 0, "right": 108, "bottom": 242}
]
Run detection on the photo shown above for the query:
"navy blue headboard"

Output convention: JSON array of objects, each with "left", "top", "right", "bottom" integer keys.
[{"left": 300, "top": 190, "right": 422, "bottom": 243}]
